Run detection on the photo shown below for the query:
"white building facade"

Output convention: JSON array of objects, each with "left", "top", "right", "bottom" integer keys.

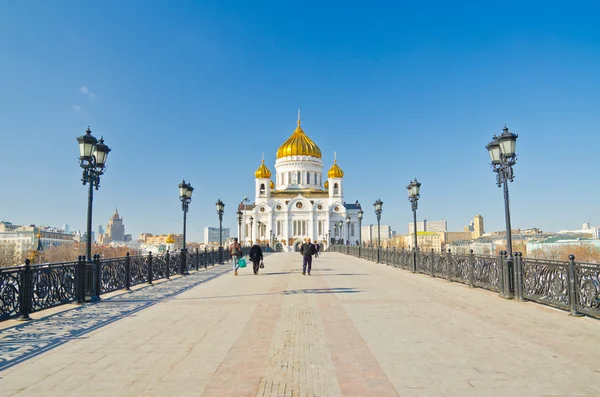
[{"left": 241, "top": 115, "right": 361, "bottom": 251}]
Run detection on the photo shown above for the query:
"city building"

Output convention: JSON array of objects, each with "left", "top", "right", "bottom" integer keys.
[
  {"left": 473, "top": 214, "right": 484, "bottom": 238},
  {"left": 361, "top": 225, "right": 393, "bottom": 245},
  {"left": 557, "top": 222, "right": 598, "bottom": 237},
  {"left": 139, "top": 233, "right": 184, "bottom": 250},
  {"left": 239, "top": 113, "right": 362, "bottom": 251},
  {"left": 63, "top": 223, "right": 70, "bottom": 233},
  {"left": 204, "top": 227, "right": 231, "bottom": 244},
  {"left": 527, "top": 236, "right": 600, "bottom": 254},
  {"left": 408, "top": 220, "right": 447, "bottom": 234},
  {"left": 0, "top": 224, "right": 75, "bottom": 264},
  {"left": 98, "top": 208, "right": 126, "bottom": 244}
]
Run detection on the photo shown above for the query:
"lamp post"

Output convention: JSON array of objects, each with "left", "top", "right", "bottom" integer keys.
[
  {"left": 77, "top": 127, "right": 111, "bottom": 301},
  {"left": 357, "top": 207, "right": 364, "bottom": 246},
  {"left": 242, "top": 196, "right": 249, "bottom": 246},
  {"left": 407, "top": 179, "right": 421, "bottom": 272},
  {"left": 338, "top": 220, "right": 343, "bottom": 245},
  {"left": 216, "top": 199, "right": 225, "bottom": 264},
  {"left": 249, "top": 216, "right": 254, "bottom": 245},
  {"left": 270, "top": 230, "right": 273, "bottom": 248},
  {"left": 346, "top": 215, "right": 351, "bottom": 245},
  {"left": 373, "top": 199, "right": 383, "bottom": 262},
  {"left": 178, "top": 180, "right": 194, "bottom": 275},
  {"left": 328, "top": 229, "right": 331, "bottom": 246},
  {"left": 486, "top": 125, "right": 518, "bottom": 299},
  {"left": 236, "top": 210, "right": 243, "bottom": 240}
]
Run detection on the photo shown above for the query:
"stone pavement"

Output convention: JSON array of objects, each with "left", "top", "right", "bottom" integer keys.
[{"left": 1, "top": 252, "right": 600, "bottom": 396}]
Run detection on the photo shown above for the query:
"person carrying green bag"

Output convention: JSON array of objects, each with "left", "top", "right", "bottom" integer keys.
[{"left": 229, "top": 238, "right": 243, "bottom": 276}]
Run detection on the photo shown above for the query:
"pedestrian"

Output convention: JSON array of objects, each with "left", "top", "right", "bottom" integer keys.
[
  {"left": 249, "top": 243, "right": 263, "bottom": 275},
  {"left": 314, "top": 243, "right": 320, "bottom": 258},
  {"left": 300, "top": 238, "right": 316, "bottom": 275},
  {"left": 230, "top": 238, "right": 243, "bottom": 276}
]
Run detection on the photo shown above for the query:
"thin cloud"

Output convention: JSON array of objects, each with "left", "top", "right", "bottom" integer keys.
[
  {"left": 73, "top": 105, "right": 82, "bottom": 111},
  {"left": 79, "top": 86, "right": 96, "bottom": 100}
]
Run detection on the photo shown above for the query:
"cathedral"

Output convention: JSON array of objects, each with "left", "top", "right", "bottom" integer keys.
[{"left": 240, "top": 113, "right": 361, "bottom": 252}]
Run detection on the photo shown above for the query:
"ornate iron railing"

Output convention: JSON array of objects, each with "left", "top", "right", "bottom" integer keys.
[
  {"left": 1, "top": 245, "right": 264, "bottom": 321},
  {"left": 327, "top": 244, "right": 600, "bottom": 319}
]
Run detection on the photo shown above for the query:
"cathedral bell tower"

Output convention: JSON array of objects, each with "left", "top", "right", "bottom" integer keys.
[
  {"left": 327, "top": 154, "right": 344, "bottom": 199},
  {"left": 255, "top": 156, "right": 273, "bottom": 199}
]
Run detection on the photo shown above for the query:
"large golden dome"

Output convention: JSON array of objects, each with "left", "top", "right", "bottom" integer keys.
[
  {"left": 328, "top": 160, "right": 344, "bottom": 178},
  {"left": 255, "top": 160, "right": 272, "bottom": 178},
  {"left": 276, "top": 117, "right": 322, "bottom": 159}
]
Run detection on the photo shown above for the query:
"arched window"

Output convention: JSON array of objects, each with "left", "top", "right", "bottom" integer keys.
[
  {"left": 260, "top": 183, "right": 265, "bottom": 195},
  {"left": 333, "top": 183, "right": 339, "bottom": 195}
]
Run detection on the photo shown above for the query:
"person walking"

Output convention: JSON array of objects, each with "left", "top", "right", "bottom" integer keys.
[
  {"left": 230, "top": 238, "right": 243, "bottom": 276},
  {"left": 249, "top": 243, "right": 263, "bottom": 275},
  {"left": 300, "top": 238, "right": 316, "bottom": 275},
  {"left": 314, "top": 243, "right": 320, "bottom": 258}
]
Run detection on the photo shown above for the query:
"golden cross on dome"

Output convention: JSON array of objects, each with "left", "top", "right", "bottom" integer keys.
[
  {"left": 262, "top": 152, "right": 264, "bottom": 162},
  {"left": 334, "top": 151, "right": 337, "bottom": 163},
  {"left": 297, "top": 109, "right": 301, "bottom": 126}
]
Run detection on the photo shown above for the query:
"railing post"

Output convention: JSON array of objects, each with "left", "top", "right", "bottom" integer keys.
[
  {"left": 446, "top": 249, "right": 452, "bottom": 280},
  {"left": 204, "top": 247, "right": 208, "bottom": 268},
  {"left": 358, "top": 245, "right": 361, "bottom": 258},
  {"left": 147, "top": 252, "right": 153, "bottom": 284},
  {"left": 90, "top": 254, "right": 101, "bottom": 301},
  {"left": 18, "top": 259, "right": 32, "bottom": 321},
  {"left": 568, "top": 254, "right": 582, "bottom": 317},
  {"left": 412, "top": 249, "right": 417, "bottom": 273},
  {"left": 125, "top": 252, "right": 131, "bottom": 290},
  {"left": 76, "top": 255, "right": 86, "bottom": 303},
  {"left": 180, "top": 249, "right": 188, "bottom": 275},
  {"left": 468, "top": 249, "right": 475, "bottom": 287},
  {"left": 430, "top": 249, "right": 435, "bottom": 277},
  {"left": 165, "top": 250, "right": 170, "bottom": 279},
  {"left": 499, "top": 251, "right": 513, "bottom": 299},
  {"left": 195, "top": 248, "right": 199, "bottom": 271},
  {"left": 514, "top": 252, "right": 524, "bottom": 301}
]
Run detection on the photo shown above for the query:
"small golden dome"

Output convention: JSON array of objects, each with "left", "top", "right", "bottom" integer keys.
[
  {"left": 327, "top": 160, "right": 344, "bottom": 178},
  {"left": 165, "top": 234, "right": 175, "bottom": 244},
  {"left": 255, "top": 160, "right": 272, "bottom": 179},
  {"left": 324, "top": 180, "right": 329, "bottom": 189},
  {"left": 276, "top": 116, "right": 322, "bottom": 159},
  {"left": 270, "top": 180, "right": 275, "bottom": 189}
]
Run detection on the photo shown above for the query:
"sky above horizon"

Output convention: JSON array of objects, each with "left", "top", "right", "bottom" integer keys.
[{"left": 1, "top": 1, "right": 599, "bottom": 242}]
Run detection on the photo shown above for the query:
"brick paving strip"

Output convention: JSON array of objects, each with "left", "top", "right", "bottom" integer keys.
[{"left": 0, "top": 263, "right": 232, "bottom": 372}]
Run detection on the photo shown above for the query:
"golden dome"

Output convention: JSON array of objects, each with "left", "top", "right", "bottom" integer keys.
[
  {"left": 324, "top": 180, "right": 329, "bottom": 189},
  {"left": 276, "top": 116, "right": 322, "bottom": 159},
  {"left": 327, "top": 160, "right": 344, "bottom": 178},
  {"left": 165, "top": 234, "right": 175, "bottom": 244},
  {"left": 255, "top": 160, "right": 272, "bottom": 179},
  {"left": 270, "top": 180, "right": 275, "bottom": 189}
]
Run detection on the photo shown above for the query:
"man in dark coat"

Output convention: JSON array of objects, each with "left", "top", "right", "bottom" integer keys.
[
  {"left": 249, "top": 244, "right": 263, "bottom": 275},
  {"left": 300, "top": 238, "right": 315, "bottom": 275}
]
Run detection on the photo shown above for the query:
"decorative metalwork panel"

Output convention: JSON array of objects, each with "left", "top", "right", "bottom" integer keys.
[
  {"left": 100, "top": 257, "right": 127, "bottom": 293},
  {"left": 450, "top": 255, "right": 470, "bottom": 284},
  {"left": 152, "top": 255, "right": 168, "bottom": 280},
  {"left": 418, "top": 253, "right": 431, "bottom": 274},
  {"left": 522, "top": 258, "right": 569, "bottom": 309},
  {"left": 575, "top": 262, "right": 600, "bottom": 318},
  {"left": 130, "top": 256, "right": 148, "bottom": 285},
  {"left": 473, "top": 256, "right": 500, "bottom": 292},
  {"left": 0, "top": 267, "right": 22, "bottom": 319},
  {"left": 170, "top": 254, "right": 181, "bottom": 275},
  {"left": 433, "top": 255, "right": 447, "bottom": 278},
  {"left": 30, "top": 262, "right": 77, "bottom": 312}
]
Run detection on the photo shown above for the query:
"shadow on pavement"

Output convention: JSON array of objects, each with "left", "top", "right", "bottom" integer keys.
[{"left": 284, "top": 288, "right": 359, "bottom": 295}]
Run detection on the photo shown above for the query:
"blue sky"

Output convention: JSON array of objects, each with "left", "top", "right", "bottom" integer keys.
[{"left": 1, "top": 1, "right": 599, "bottom": 242}]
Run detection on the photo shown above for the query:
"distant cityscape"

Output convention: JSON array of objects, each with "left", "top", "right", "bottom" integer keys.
[{"left": 1, "top": 208, "right": 599, "bottom": 267}]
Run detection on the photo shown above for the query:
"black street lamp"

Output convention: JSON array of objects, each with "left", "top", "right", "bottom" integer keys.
[
  {"left": 178, "top": 180, "right": 194, "bottom": 274},
  {"left": 216, "top": 199, "right": 225, "bottom": 264},
  {"left": 249, "top": 216, "right": 254, "bottom": 244},
  {"left": 487, "top": 125, "right": 518, "bottom": 298},
  {"left": 77, "top": 127, "right": 111, "bottom": 301},
  {"left": 338, "top": 220, "right": 343, "bottom": 244},
  {"left": 407, "top": 179, "right": 422, "bottom": 272},
  {"left": 357, "top": 207, "right": 364, "bottom": 246},
  {"left": 236, "top": 210, "right": 243, "bottom": 240},
  {"left": 328, "top": 229, "right": 331, "bottom": 246},
  {"left": 373, "top": 199, "right": 383, "bottom": 262},
  {"left": 270, "top": 230, "right": 273, "bottom": 248},
  {"left": 346, "top": 215, "right": 351, "bottom": 245}
]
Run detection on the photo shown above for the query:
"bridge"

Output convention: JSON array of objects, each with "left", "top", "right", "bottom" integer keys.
[{"left": 2, "top": 251, "right": 600, "bottom": 396}]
